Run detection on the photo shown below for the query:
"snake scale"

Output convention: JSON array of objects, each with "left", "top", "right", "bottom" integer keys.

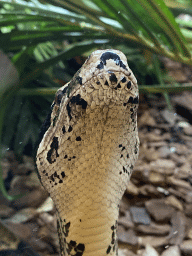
[{"left": 36, "top": 49, "right": 139, "bottom": 256}]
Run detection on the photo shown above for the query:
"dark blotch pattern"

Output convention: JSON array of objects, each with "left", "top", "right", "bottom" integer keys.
[
  {"left": 47, "top": 137, "right": 59, "bottom": 164},
  {"left": 76, "top": 136, "right": 81, "bottom": 141},
  {"left": 123, "top": 96, "right": 139, "bottom": 106},
  {"left": 106, "top": 222, "right": 118, "bottom": 254},
  {"left": 127, "top": 96, "right": 139, "bottom": 105},
  {"left": 62, "top": 126, "right": 66, "bottom": 134},
  {"left": 121, "top": 77, "right": 126, "bottom": 83},
  {"left": 109, "top": 73, "right": 117, "bottom": 84},
  {"left": 76, "top": 76, "right": 83, "bottom": 85},
  {"left": 67, "top": 94, "right": 87, "bottom": 120},
  {"left": 55, "top": 90, "right": 64, "bottom": 105},
  {"left": 97, "top": 52, "right": 128, "bottom": 71},
  {"left": 127, "top": 81, "right": 132, "bottom": 89},
  {"left": 67, "top": 240, "right": 85, "bottom": 256},
  {"left": 42, "top": 169, "right": 65, "bottom": 186},
  {"left": 68, "top": 126, "right": 73, "bottom": 132}
]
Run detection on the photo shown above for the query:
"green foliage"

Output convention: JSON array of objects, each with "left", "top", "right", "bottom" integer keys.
[{"left": 0, "top": 0, "right": 192, "bottom": 199}]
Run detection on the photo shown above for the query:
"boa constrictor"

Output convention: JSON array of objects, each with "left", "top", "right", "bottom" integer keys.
[{"left": 36, "top": 49, "right": 139, "bottom": 256}]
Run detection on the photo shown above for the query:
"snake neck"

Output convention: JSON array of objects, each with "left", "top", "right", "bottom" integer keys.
[{"left": 57, "top": 201, "right": 119, "bottom": 256}]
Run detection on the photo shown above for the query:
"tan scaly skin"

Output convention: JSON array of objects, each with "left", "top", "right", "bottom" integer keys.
[{"left": 36, "top": 49, "right": 139, "bottom": 256}]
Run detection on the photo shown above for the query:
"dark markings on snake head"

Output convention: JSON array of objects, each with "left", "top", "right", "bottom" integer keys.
[
  {"left": 68, "top": 125, "right": 72, "bottom": 132},
  {"left": 121, "top": 77, "right": 126, "bottom": 83},
  {"left": 135, "top": 144, "right": 138, "bottom": 154},
  {"left": 127, "top": 81, "right": 132, "bottom": 89},
  {"left": 109, "top": 73, "right": 117, "bottom": 84},
  {"left": 97, "top": 52, "right": 128, "bottom": 71},
  {"left": 127, "top": 96, "right": 139, "bottom": 104},
  {"left": 55, "top": 90, "right": 64, "bottom": 105},
  {"left": 123, "top": 166, "right": 128, "bottom": 174},
  {"left": 64, "top": 155, "right": 68, "bottom": 159},
  {"left": 67, "top": 241, "right": 85, "bottom": 255},
  {"left": 119, "top": 171, "right": 122, "bottom": 175},
  {"left": 71, "top": 94, "right": 87, "bottom": 109},
  {"left": 67, "top": 94, "right": 87, "bottom": 120},
  {"left": 115, "top": 83, "right": 121, "bottom": 90},
  {"left": 47, "top": 136, "right": 59, "bottom": 164},
  {"left": 64, "top": 221, "right": 70, "bottom": 237},
  {"left": 120, "top": 154, "right": 123, "bottom": 158},
  {"left": 76, "top": 136, "right": 81, "bottom": 141},
  {"left": 105, "top": 80, "right": 109, "bottom": 86},
  {"left": 107, "top": 245, "right": 111, "bottom": 254},
  {"left": 108, "top": 223, "right": 117, "bottom": 255},
  {"left": 96, "top": 81, "right": 100, "bottom": 85},
  {"left": 117, "top": 83, "right": 121, "bottom": 88},
  {"left": 127, "top": 154, "right": 129, "bottom": 158},
  {"left": 62, "top": 86, "right": 68, "bottom": 94},
  {"left": 119, "top": 144, "right": 122, "bottom": 148},
  {"left": 62, "top": 126, "right": 66, "bottom": 134},
  {"left": 76, "top": 76, "right": 82, "bottom": 85},
  {"left": 123, "top": 96, "right": 139, "bottom": 106},
  {"left": 61, "top": 171, "right": 65, "bottom": 178},
  {"left": 121, "top": 146, "right": 125, "bottom": 151}
]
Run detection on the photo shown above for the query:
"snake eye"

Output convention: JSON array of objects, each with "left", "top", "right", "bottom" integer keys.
[{"left": 55, "top": 90, "right": 64, "bottom": 105}]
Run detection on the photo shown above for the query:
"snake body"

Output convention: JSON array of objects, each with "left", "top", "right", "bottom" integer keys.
[{"left": 36, "top": 49, "right": 139, "bottom": 256}]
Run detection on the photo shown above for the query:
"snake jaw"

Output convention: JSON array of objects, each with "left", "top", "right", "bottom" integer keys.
[{"left": 36, "top": 49, "right": 139, "bottom": 256}]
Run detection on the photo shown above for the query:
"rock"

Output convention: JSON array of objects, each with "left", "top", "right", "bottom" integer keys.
[
  {"left": 150, "top": 159, "right": 176, "bottom": 175},
  {"left": 0, "top": 204, "right": 14, "bottom": 218},
  {"left": 161, "top": 245, "right": 181, "bottom": 256},
  {"left": 158, "top": 146, "right": 172, "bottom": 158},
  {"left": 3, "top": 222, "right": 32, "bottom": 240},
  {"left": 118, "top": 248, "right": 137, "bottom": 256},
  {"left": 165, "top": 195, "right": 183, "bottom": 211},
  {"left": 120, "top": 196, "right": 131, "bottom": 214},
  {"left": 167, "top": 176, "right": 191, "bottom": 189},
  {"left": 185, "top": 191, "right": 192, "bottom": 204},
  {"left": 6, "top": 208, "right": 37, "bottom": 223},
  {"left": 130, "top": 207, "right": 151, "bottom": 225},
  {"left": 126, "top": 181, "right": 139, "bottom": 195},
  {"left": 183, "top": 124, "right": 192, "bottom": 136},
  {"left": 185, "top": 204, "right": 192, "bottom": 217},
  {"left": 139, "top": 184, "right": 159, "bottom": 196},
  {"left": 118, "top": 211, "right": 134, "bottom": 229},
  {"left": 136, "top": 222, "right": 170, "bottom": 236},
  {"left": 145, "top": 199, "right": 175, "bottom": 222},
  {"left": 143, "top": 148, "right": 159, "bottom": 162},
  {"left": 161, "top": 109, "right": 179, "bottom": 126},
  {"left": 37, "top": 197, "right": 55, "bottom": 213},
  {"left": 25, "top": 171, "right": 42, "bottom": 188},
  {"left": 168, "top": 211, "right": 185, "bottom": 245},
  {"left": 11, "top": 188, "right": 48, "bottom": 209},
  {"left": 117, "top": 227, "right": 138, "bottom": 245},
  {"left": 142, "top": 244, "right": 159, "bottom": 256},
  {"left": 180, "top": 240, "right": 192, "bottom": 255},
  {"left": 148, "top": 171, "right": 165, "bottom": 184},
  {"left": 138, "top": 111, "right": 156, "bottom": 126},
  {"left": 139, "top": 236, "right": 168, "bottom": 248}
]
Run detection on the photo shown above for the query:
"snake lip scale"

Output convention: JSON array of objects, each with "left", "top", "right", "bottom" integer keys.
[{"left": 36, "top": 49, "right": 139, "bottom": 256}]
